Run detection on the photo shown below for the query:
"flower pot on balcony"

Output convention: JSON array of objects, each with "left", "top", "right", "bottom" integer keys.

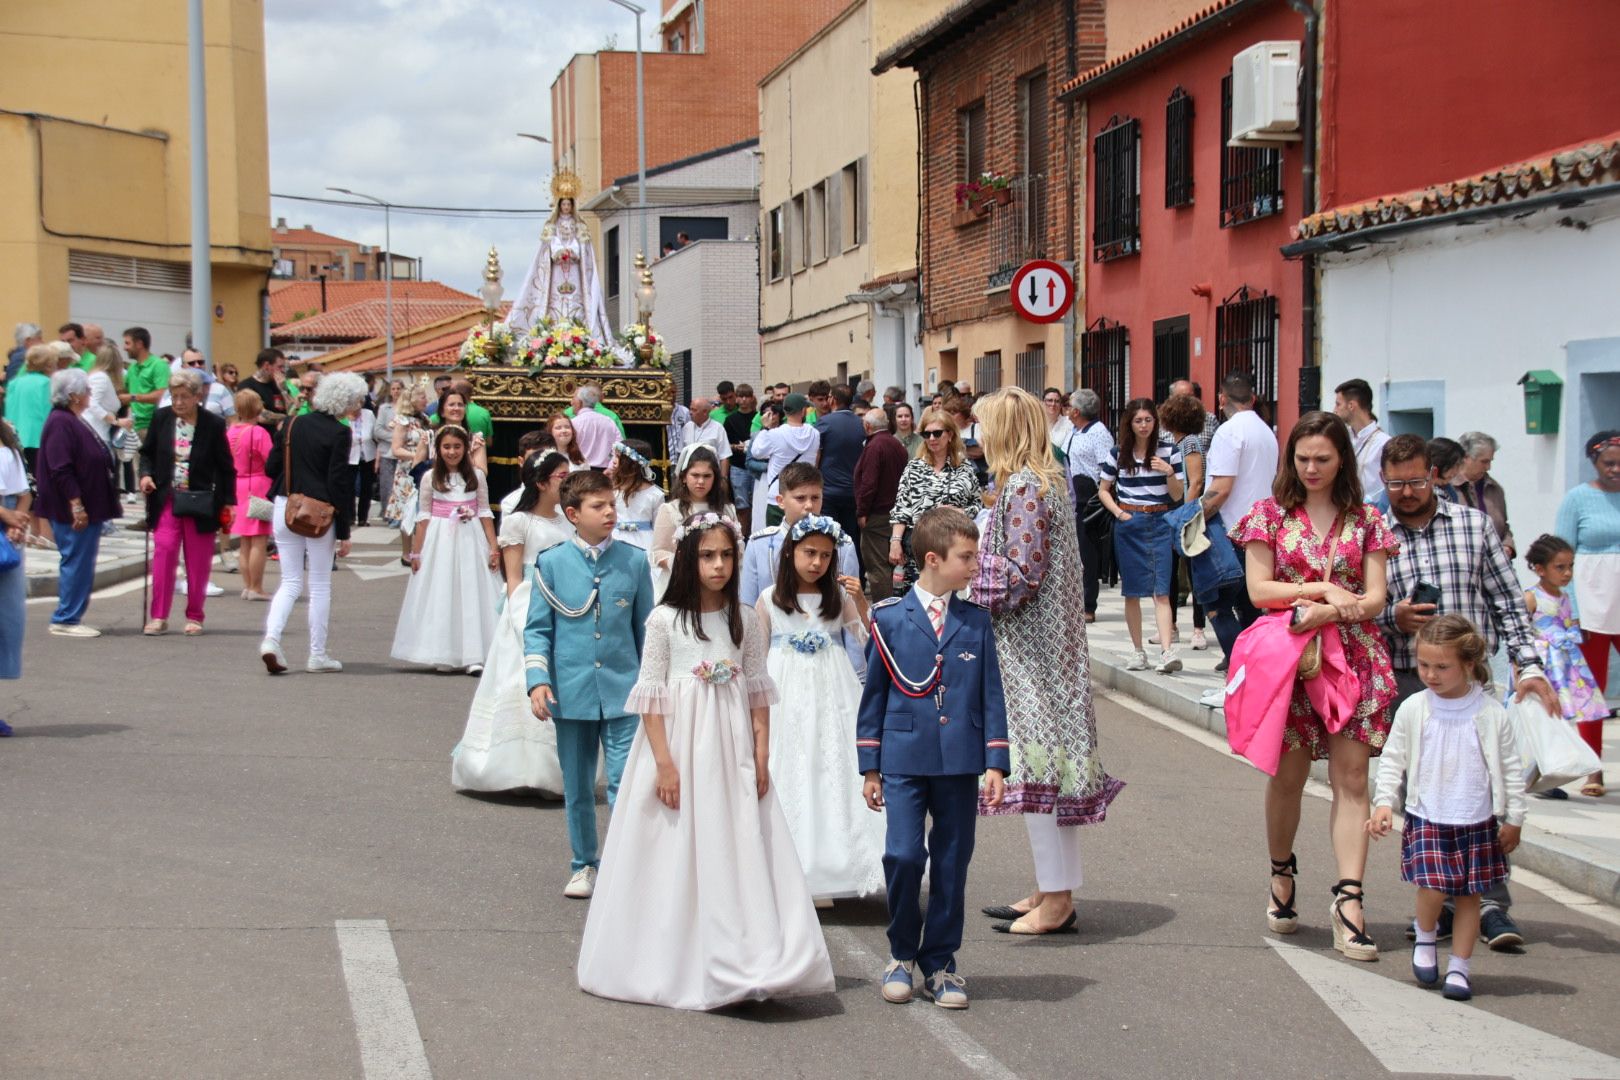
[
  {"left": 974, "top": 198, "right": 992, "bottom": 217},
  {"left": 951, "top": 207, "right": 980, "bottom": 228},
  {"left": 992, "top": 187, "right": 1014, "bottom": 206}
]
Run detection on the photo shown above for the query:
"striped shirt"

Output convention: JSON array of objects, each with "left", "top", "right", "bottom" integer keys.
[{"left": 1100, "top": 436, "right": 1182, "bottom": 507}]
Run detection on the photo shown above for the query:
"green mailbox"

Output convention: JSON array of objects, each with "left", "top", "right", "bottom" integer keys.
[{"left": 1516, "top": 370, "right": 1562, "bottom": 435}]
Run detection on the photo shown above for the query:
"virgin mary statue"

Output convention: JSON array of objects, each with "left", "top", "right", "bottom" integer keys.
[{"left": 509, "top": 168, "right": 619, "bottom": 350}]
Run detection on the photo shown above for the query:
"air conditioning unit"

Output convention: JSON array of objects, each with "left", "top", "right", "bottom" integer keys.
[{"left": 1229, "top": 41, "right": 1301, "bottom": 145}]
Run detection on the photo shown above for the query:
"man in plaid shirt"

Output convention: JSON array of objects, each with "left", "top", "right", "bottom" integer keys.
[{"left": 1378, "top": 433, "right": 1558, "bottom": 953}]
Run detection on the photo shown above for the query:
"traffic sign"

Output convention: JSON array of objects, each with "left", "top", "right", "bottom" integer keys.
[{"left": 1009, "top": 260, "right": 1074, "bottom": 324}]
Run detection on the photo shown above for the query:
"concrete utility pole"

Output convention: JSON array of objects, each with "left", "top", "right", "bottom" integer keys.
[
  {"left": 606, "top": 0, "right": 649, "bottom": 260},
  {"left": 187, "top": 0, "right": 212, "bottom": 365}
]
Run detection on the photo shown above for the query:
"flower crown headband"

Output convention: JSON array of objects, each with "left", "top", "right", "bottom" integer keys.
[
  {"left": 613, "top": 440, "right": 656, "bottom": 482},
  {"left": 674, "top": 511, "right": 743, "bottom": 545},
  {"left": 788, "top": 514, "right": 847, "bottom": 545},
  {"left": 1589, "top": 435, "right": 1620, "bottom": 459},
  {"left": 436, "top": 423, "right": 470, "bottom": 443}
]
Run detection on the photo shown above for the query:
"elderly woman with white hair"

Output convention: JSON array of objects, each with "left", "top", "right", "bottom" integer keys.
[
  {"left": 1455, "top": 431, "right": 1515, "bottom": 558},
  {"left": 33, "top": 368, "right": 121, "bottom": 637},
  {"left": 138, "top": 368, "right": 236, "bottom": 635},
  {"left": 260, "top": 371, "right": 365, "bottom": 674}
]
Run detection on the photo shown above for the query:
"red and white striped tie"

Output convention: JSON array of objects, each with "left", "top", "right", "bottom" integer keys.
[{"left": 928, "top": 597, "right": 945, "bottom": 639}]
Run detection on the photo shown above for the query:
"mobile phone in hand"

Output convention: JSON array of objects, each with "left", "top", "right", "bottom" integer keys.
[{"left": 1410, "top": 581, "right": 1441, "bottom": 607}]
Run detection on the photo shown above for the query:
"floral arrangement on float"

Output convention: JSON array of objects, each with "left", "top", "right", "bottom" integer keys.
[
  {"left": 618, "top": 323, "right": 670, "bottom": 368},
  {"left": 528, "top": 318, "right": 612, "bottom": 369},
  {"left": 457, "top": 321, "right": 517, "bottom": 365}
]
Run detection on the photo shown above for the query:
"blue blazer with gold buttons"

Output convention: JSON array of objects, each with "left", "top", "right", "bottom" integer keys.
[
  {"left": 523, "top": 538, "right": 655, "bottom": 722},
  {"left": 856, "top": 591, "right": 1010, "bottom": 777}
]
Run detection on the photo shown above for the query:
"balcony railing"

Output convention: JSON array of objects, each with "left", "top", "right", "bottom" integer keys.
[{"left": 987, "top": 173, "right": 1047, "bottom": 289}]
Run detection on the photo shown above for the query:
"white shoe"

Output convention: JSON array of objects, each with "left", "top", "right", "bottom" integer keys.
[
  {"left": 1199, "top": 688, "right": 1227, "bottom": 709},
  {"left": 259, "top": 637, "right": 288, "bottom": 675},
  {"left": 49, "top": 623, "right": 101, "bottom": 639},
  {"left": 564, "top": 867, "right": 597, "bottom": 899},
  {"left": 1148, "top": 629, "right": 1180, "bottom": 646},
  {"left": 1157, "top": 650, "right": 1183, "bottom": 674},
  {"left": 204, "top": 581, "right": 225, "bottom": 597},
  {"left": 1190, "top": 628, "right": 1208, "bottom": 650},
  {"left": 1124, "top": 650, "right": 1150, "bottom": 671},
  {"left": 881, "top": 959, "right": 915, "bottom": 1004},
  {"left": 306, "top": 654, "right": 343, "bottom": 673},
  {"left": 177, "top": 579, "right": 187, "bottom": 595},
  {"left": 466, "top": 664, "right": 483, "bottom": 676}
]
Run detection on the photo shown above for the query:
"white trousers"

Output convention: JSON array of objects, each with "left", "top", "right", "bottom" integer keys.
[
  {"left": 266, "top": 497, "right": 337, "bottom": 657},
  {"left": 1025, "top": 813, "right": 1084, "bottom": 893}
]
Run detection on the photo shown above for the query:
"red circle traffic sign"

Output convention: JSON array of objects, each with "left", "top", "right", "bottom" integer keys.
[{"left": 1010, "top": 260, "right": 1074, "bottom": 324}]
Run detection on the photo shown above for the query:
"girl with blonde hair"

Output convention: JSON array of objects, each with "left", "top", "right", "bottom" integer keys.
[{"left": 969, "top": 386, "right": 1123, "bottom": 935}]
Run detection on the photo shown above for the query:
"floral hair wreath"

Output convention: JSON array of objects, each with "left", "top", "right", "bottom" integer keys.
[
  {"left": 613, "top": 439, "right": 656, "bottom": 483},
  {"left": 788, "top": 514, "right": 847, "bottom": 545},
  {"left": 436, "top": 423, "right": 470, "bottom": 443},
  {"left": 673, "top": 511, "right": 743, "bottom": 545}
]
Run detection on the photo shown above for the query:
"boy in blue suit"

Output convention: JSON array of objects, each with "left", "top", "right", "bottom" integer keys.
[
  {"left": 858, "top": 506, "right": 1008, "bottom": 1009},
  {"left": 525, "top": 471, "right": 655, "bottom": 899},
  {"left": 739, "top": 462, "right": 859, "bottom": 605}
]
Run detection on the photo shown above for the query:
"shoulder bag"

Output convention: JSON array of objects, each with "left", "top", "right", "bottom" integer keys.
[{"left": 283, "top": 417, "right": 336, "bottom": 538}]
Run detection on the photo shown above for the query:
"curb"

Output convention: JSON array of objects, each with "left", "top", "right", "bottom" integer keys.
[
  {"left": 1091, "top": 654, "right": 1620, "bottom": 909},
  {"left": 25, "top": 554, "right": 148, "bottom": 599}
]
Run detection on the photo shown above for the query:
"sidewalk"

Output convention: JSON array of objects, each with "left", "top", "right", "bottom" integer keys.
[
  {"left": 1085, "top": 587, "right": 1620, "bottom": 907},
  {"left": 22, "top": 523, "right": 150, "bottom": 599}
]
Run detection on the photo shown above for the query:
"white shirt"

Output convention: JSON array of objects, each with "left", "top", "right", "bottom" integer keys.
[
  {"left": 1351, "top": 421, "right": 1391, "bottom": 500},
  {"left": 680, "top": 417, "right": 731, "bottom": 467},
  {"left": 0, "top": 446, "right": 28, "bottom": 497},
  {"left": 500, "top": 486, "right": 523, "bottom": 516},
  {"left": 85, "top": 370, "right": 122, "bottom": 443},
  {"left": 910, "top": 583, "right": 948, "bottom": 638},
  {"left": 351, "top": 409, "right": 376, "bottom": 464},
  {"left": 1049, "top": 415, "right": 1074, "bottom": 448},
  {"left": 1206, "top": 407, "right": 1278, "bottom": 528},
  {"left": 748, "top": 423, "right": 821, "bottom": 503},
  {"left": 1411, "top": 687, "right": 1495, "bottom": 825}
]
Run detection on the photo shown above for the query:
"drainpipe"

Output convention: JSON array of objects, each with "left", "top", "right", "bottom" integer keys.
[{"left": 1287, "top": 0, "right": 1319, "bottom": 415}]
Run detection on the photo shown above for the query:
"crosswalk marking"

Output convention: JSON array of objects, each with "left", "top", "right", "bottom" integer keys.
[{"left": 335, "top": 919, "right": 433, "bottom": 1080}]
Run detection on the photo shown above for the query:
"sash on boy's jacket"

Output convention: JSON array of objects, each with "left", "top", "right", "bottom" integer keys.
[
  {"left": 856, "top": 591, "right": 1011, "bottom": 777},
  {"left": 524, "top": 537, "right": 655, "bottom": 720}
]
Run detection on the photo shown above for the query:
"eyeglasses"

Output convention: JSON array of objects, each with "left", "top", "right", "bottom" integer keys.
[
  {"left": 185, "top": 361, "right": 206, "bottom": 368},
  {"left": 1382, "top": 477, "right": 1431, "bottom": 492},
  {"left": 921, "top": 429, "right": 949, "bottom": 440},
  {"left": 1044, "top": 397, "right": 1063, "bottom": 405}
]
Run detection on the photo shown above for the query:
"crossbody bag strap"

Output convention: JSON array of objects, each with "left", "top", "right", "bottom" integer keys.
[{"left": 284, "top": 416, "right": 298, "bottom": 495}]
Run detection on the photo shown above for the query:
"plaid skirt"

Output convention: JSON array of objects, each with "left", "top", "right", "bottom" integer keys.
[{"left": 1400, "top": 814, "right": 1509, "bottom": 895}]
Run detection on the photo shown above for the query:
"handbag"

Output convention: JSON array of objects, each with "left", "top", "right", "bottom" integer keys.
[
  {"left": 282, "top": 417, "right": 336, "bottom": 539},
  {"left": 1295, "top": 512, "right": 1343, "bottom": 681},
  {"left": 171, "top": 487, "right": 216, "bottom": 520},
  {"left": 247, "top": 496, "right": 275, "bottom": 522},
  {"left": 0, "top": 530, "right": 19, "bottom": 572}
]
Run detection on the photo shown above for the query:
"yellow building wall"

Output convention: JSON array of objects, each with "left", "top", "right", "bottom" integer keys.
[
  {"left": 0, "top": 0, "right": 271, "bottom": 365},
  {"left": 761, "top": 308, "right": 870, "bottom": 390},
  {"left": 869, "top": 0, "right": 955, "bottom": 280},
  {"left": 923, "top": 316, "right": 1066, "bottom": 394}
]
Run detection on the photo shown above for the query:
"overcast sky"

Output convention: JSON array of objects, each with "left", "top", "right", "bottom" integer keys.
[{"left": 267, "top": 0, "right": 645, "bottom": 294}]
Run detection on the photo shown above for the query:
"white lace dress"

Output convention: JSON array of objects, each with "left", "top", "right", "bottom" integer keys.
[
  {"left": 390, "top": 472, "right": 502, "bottom": 667},
  {"left": 577, "top": 606, "right": 835, "bottom": 1011},
  {"left": 648, "top": 500, "right": 738, "bottom": 599},
  {"left": 612, "top": 483, "right": 665, "bottom": 551},
  {"left": 757, "top": 587, "right": 885, "bottom": 899},
  {"left": 451, "top": 508, "right": 574, "bottom": 793}
]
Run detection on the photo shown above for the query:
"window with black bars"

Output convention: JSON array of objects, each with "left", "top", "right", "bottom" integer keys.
[
  {"left": 1080, "top": 319, "right": 1129, "bottom": 433},
  {"left": 1152, "top": 316, "right": 1190, "bottom": 402},
  {"left": 1214, "top": 286, "right": 1279, "bottom": 423},
  {"left": 973, "top": 351, "right": 1003, "bottom": 394},
  {"left": 1014, "top": 345, "right": 1046, "bottom": 393},
  {"left": 1092, "top": 116, "right": 1140, "bottom": 262},
  {"left": 1165, "top": 87, "right": 1193, "bottom": 208},
  {"left": 1220, "top": 74, "right": 1283, "bottom": 227}
]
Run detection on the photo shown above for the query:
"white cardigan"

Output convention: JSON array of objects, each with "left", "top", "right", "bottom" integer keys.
[{"left": 1373, "top": 690, "right": 1527, "bottom": 828}]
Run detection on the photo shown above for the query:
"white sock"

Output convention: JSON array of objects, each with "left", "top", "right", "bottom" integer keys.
[
  {"left": 1446, "top": 954, "right": 1470, "bottom": 987},
  {"left": 1413, "top": 924, "right": 1437, "bottom": 969}
]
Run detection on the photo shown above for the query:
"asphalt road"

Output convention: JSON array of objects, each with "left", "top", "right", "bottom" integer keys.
[{"left": 5, "top": 535, "right": 1620, "bottom": 1080}]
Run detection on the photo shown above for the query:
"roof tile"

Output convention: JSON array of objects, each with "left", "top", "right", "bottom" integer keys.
[{"left": 267, "top": 280, "right": 477, "bottom": 326}]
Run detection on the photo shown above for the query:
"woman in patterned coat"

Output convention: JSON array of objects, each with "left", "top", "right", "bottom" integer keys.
[
  {"left": 887, "top": 406, "right": 981, "bottom": 592},
  {"left": 969, "top": 387, "right": 1124, "bottom": 935}
]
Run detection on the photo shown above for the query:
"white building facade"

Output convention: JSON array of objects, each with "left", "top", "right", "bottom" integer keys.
[{"left": 650, "top": 239, "right": 763, "bottom": 403}]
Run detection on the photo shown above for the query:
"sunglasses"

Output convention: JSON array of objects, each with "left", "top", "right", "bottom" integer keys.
[
  {"left": 185, "top": 360, "right": 207, "bottom": 368},
  {"left": 921, "top": 429, "right": 950, "bottom": 439}
]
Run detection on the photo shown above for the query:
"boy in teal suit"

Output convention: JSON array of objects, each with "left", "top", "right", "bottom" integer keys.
[{"left": 526, "top": 471, "right": 655, "bottom": 898}]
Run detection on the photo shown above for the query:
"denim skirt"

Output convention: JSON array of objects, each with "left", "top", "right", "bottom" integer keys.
[{"left": 1113, "top": 508, "right": 1174, "bottom": 598}]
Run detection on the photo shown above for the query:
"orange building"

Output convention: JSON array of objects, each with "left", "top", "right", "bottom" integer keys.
[{"left": 551, "top": 0, "right": 846, "bottom": 206}]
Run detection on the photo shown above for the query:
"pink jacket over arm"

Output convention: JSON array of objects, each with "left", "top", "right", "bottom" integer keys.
[{"left": 1224, "top": 613, "right": 1361, "bottom": 775}]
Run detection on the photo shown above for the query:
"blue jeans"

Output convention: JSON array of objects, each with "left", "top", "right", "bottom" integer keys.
[
  {"left": 555, "top": 714, "right": 640, "bottom": 872},
  {"left": 50, "top": 520, "right": 101, "bottom": 625},
  {"left": 881, "top": 774, "right": 979, "bottom": 977}
]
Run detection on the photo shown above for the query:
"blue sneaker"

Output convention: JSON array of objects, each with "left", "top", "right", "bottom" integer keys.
[
  {"left": 880, "top": 958, "right": 914, "bottom": 1004},
  {"left": 0, "top": 718, "right": 12, "bottom": 737},
  {"left": 921, "top": 969, "right": 969, "bottom": 1009}
]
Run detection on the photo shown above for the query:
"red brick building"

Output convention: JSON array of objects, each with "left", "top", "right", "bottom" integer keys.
[
  {"left": 876, "top": 0, "right": 1107, "bottom": 396},
  {"left": 271, "top": 219, "right": 419, "bottom": 283},
  {"left": 1059, "top": 0, "right": 1309, "bottom": 430}
]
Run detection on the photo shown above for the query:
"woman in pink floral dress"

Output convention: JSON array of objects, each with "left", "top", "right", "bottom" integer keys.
[{"left": 1232, "top": 411, "right": 1397, "bottom": 963}]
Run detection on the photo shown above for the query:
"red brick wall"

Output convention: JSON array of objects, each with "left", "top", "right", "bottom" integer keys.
[
  {"left": 916, "top": 0, "right": 1106, "bottom": 330},
  {"left": 584, "top": 0, "right": 848, "bottom": 191}
]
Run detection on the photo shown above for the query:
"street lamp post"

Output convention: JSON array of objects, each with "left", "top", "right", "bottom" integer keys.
[
  {"left": 186, "top": 0, "right": 212, "bottom": 366},
  {"left": 327, "top": 186, "right": 393, "bottom": 381},
  {"left": 606, "top": 0, "right": 649, "bottom": 262}
]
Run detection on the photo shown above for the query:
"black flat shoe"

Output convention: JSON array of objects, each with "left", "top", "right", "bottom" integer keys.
[
  {"left": 993, "top": 911, "right": 1078, "bottom": 935},
  {"left": 981, "top": 905, "right": 1028, "bottom": 920}
]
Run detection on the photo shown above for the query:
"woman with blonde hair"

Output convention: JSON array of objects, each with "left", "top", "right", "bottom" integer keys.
[
  {"left": 385, "top": 379, "right": 432, "bottom": 559},
  {"left": 84, "top": 344, "right": 132, "bottom": 447},
  {"left": 887, "top": 404, "right": 981, "bottom": 591},
  {"left": 228, "top": 390, "right": 274, "bottom": 599},
  {"left": 969, "top": 386, "right": 1123, "bottom": 935}
]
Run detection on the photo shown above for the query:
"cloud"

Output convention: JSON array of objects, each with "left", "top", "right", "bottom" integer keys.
[{"left": 267, "top": 0, "right": 641, "bottom": 293}]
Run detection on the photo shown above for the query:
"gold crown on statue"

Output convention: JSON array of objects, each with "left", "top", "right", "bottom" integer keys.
[{"left": 550, "top": 168, "right": 583, "bottom": 202}]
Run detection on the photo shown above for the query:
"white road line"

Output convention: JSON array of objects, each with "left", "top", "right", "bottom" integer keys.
[
  {"left": 334, "top": 919, "right": 433, "bottom": 1080},
  {"left": 823, "top": 926, "right": 1020, "bottom": 1080}
]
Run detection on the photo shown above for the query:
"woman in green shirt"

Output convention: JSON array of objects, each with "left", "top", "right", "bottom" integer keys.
[{"left": 2, "top": 344, "right": 55, "bottom": 464}]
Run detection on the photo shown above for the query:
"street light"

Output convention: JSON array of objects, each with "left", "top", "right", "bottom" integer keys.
[
  {"left": 605, "top": 0, "right": 649, "bottom": 262},
  {"left": 328, "top": 186, "right": 394, "bottom": 381},
  {"left": 480, "top": 247, "right": 504, "bottom": 322}
]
